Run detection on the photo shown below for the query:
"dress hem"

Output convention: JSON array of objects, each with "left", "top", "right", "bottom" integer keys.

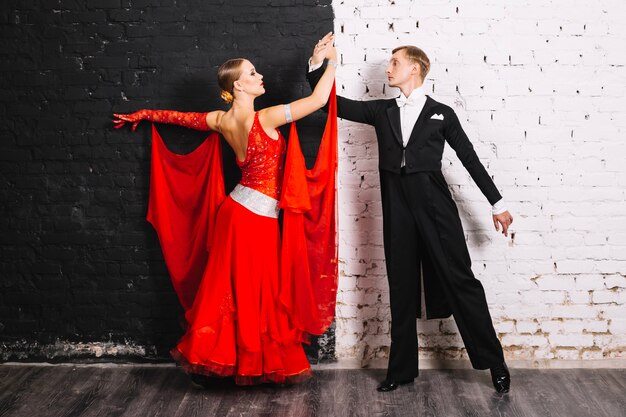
[{"left": 170, "top": 347, "right": 313, "bottom": 386}]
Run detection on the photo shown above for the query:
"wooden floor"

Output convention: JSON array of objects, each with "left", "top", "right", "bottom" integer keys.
[{"left": 1, "top": 365, "right": 624, "bottom": 417}]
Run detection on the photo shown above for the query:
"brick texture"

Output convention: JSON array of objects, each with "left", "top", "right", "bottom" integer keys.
[{"left": 332, "top": 0, "right": 626, "bottom": 365}]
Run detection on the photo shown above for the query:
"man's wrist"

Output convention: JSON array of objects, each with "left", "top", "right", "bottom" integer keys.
[
  {"left": 491, "top": 198, "right": 507, "bottom": 215},
  {"left": 308, "top": 57, "right": 324, "bottom": 73}
]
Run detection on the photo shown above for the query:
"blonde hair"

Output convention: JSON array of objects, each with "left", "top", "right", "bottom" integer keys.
[
  {"left": 217, "top": 58, "right": 245, "bottom": 104},
  {"left": 392, "top": 46, "right": 430, "bottom": 81},
  {"left": 219, "top": 90, "right": 234, "bottom": 104}
]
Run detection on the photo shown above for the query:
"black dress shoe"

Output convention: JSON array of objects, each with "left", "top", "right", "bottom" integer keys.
[
  {"left": 490, "top": 362, "right": 510, "bottom": 393},
  {"left": 190, "top": 373, "right": 226, "bottom": 389},
  {"left": 376, "top": 378, "right": 414, "bottom": 392}
]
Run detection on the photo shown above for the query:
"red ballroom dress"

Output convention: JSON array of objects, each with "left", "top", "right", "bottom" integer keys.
[{"left": 146, "top": 86, "right": 339, "bottom": 385}]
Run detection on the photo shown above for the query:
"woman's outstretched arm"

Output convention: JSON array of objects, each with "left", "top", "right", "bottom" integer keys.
[
  {"left": 113, "top": 109, "right": 224, "bottom": 132},
  {"left": 260, "top": 33, "right": 337, "bottom": 129}
]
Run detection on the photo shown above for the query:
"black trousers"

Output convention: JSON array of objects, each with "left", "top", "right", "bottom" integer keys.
[{"left": 380, "top": 170, "right": 504, "bottom": 381}]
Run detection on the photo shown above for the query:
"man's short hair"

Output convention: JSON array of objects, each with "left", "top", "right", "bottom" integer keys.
[{"left": 392, "top": 46, "right": 430, "bottom": 81}]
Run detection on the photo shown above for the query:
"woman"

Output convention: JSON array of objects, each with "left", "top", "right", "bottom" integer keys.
[{"left": 113, "top": 33, "right": 337, "bottom": 385}]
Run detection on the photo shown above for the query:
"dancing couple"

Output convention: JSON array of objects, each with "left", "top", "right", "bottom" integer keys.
[{"left": 113, "top": 32, "right": 513, "bottom": 393}]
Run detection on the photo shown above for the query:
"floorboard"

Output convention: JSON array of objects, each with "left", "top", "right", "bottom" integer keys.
[{"left": 0, "top": 365, "right": 624, "bottom": 417}]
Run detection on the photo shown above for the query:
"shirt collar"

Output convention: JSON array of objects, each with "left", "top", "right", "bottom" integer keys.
[{"left": 396, "top": 85, "right": 426, "bottom": 107}]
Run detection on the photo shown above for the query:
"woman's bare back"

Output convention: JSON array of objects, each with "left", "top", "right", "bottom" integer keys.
[{"left": 218, "top": 109, "right": 279, "bottom": 162}]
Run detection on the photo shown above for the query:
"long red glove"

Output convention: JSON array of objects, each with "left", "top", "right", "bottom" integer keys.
[{"left": 113, "top": 110, "right": 210, "bottom": 131}]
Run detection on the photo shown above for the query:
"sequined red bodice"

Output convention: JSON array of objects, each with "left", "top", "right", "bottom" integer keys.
[{"left": 237, "top": 112, "right": 286, "bottom": 200}]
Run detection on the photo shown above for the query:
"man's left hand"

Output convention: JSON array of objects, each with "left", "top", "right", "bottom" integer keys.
[{"left": 493, "top": 211, "right": 513, "bottom": 237}]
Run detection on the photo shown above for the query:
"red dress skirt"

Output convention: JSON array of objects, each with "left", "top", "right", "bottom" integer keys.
[{"left": 171, "top": 196, "right": 311, "bottom": 385}]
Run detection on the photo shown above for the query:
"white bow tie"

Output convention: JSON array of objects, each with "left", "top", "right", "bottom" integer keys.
[{"left": 396, "top": 95, "right": 419, "bottom": 108}]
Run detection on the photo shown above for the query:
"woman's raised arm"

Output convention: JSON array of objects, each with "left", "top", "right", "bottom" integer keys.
[{"left": 260, "top": 34, "right": 337, "bottom": 129}]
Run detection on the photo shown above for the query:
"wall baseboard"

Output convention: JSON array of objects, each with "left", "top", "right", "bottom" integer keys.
[
  {"left": 0, "top": 340, "right": 159, "bottom": 362},
  {"left": 313, "top": 358, "right": 626, "bottom": 370},
  {"left": 3, "top": 340, "right": 624, "bottom": 369}
]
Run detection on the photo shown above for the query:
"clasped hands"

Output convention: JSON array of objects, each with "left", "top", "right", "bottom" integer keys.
[{"left": 312, "top": 32, "right": 336, "bottom": 66}]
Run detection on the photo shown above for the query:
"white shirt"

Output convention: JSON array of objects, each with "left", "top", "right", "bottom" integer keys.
[
  {"left": 308, "top": 59, "right": 506, "bottom": 215},
  {"left": 396, "top": 86, "right": 427, "bottom": 165}
]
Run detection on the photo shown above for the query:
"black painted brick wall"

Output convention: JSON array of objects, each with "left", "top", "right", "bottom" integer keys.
[{"left": 0, "top": 0, "right": 333, "bottom": 361}]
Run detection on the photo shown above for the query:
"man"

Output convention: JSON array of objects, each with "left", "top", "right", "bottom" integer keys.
[{"left": 308, "top": 34, "right": 513, "bottom": 393}]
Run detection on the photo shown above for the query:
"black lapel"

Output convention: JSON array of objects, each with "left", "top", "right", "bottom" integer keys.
[
  {"left": 406, "top": 96, "right": 437, "bottom": 147},
  {"left": 386, "top": 101, "right": 403, "bottom": 146}
]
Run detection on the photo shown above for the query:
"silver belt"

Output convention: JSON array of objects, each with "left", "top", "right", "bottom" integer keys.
[{"left": 230, "top": 184, "right": 279, "bottom": 218}]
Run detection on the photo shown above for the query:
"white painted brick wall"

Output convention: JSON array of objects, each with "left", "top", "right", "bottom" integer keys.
[{"left": 331, "top": 0, "right": 626, "bottom": 365}]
